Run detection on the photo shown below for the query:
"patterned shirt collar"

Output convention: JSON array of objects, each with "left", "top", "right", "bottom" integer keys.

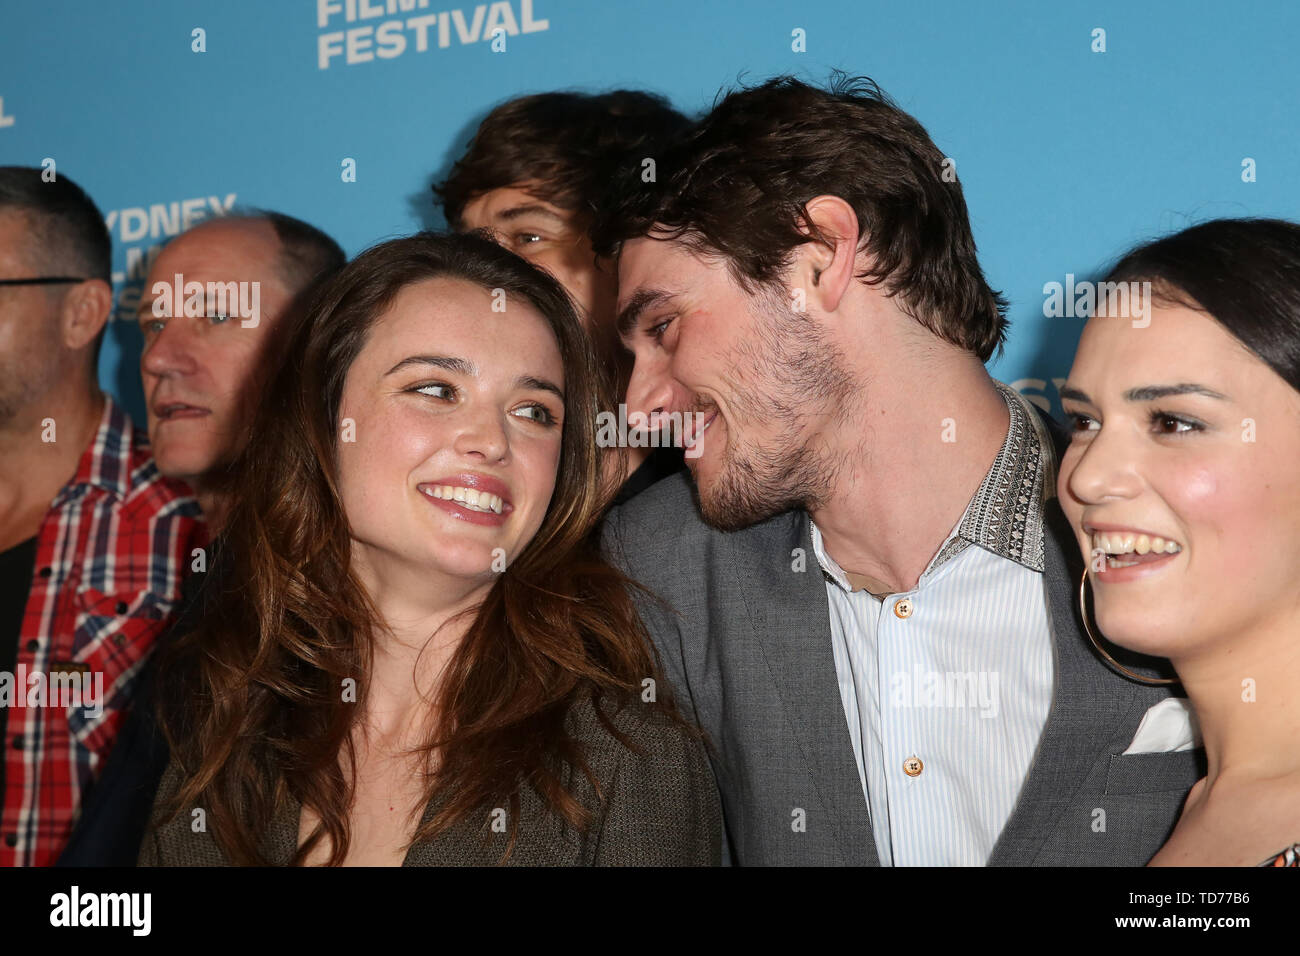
[
  {"left": 52, "top": 393, "right": 137, "bottom": 507},
  {"left": 810, "top": 380, "right": 1057, "bottom": 592}
]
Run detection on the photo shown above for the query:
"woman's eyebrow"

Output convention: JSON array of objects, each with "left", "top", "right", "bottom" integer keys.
[
  {"left": 1058, "top": 383, "right": 1231, "bottom": 404},
  {"left": 1122, "top": 384, "right": 1230, "bottom": 402},
  {"left": 515, "top": 375, "right": 564, "bottom": 402},
  {"left": 383, "top": 356, "right": 563, "bottom": 401},
  {"left": 385, "top": 354, "right": 475, "bottom": 376}
]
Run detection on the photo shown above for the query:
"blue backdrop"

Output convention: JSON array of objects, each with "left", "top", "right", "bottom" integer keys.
[{"left": 3, "top": 0, "right": 1298, "bottom": 425}]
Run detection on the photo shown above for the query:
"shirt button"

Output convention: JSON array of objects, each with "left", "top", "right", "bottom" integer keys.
[
  {"left": 115, "top": 601, "right": 128, "bottom": 614},
  {"left": 903, "top": 756, "right": 924, "bottom": 777},
  {"left": 114, "top": 634, "right": 126, "bottom": 647},
  {"left": 39, "top": 566, "right": 52, "bottom": 578},
  {"left": 3, "top": 834, "right": 15, "bottom": 847},
  {"left": 893, "top": 597, "right": 914, "bottom": 619},
  {"left": 11, "top": 735, "right": 22, "bottom": 751},
  {"left": 24, "top": 640, "right": 37, "bottom": 653}
]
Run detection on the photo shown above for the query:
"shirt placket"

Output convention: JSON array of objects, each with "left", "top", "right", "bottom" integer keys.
[{"left": 876, "top": 582, "right": 931, "bottom": 866}]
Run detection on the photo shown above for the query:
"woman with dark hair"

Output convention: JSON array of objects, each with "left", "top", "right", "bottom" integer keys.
[
  {"left": 1056, "top": 217, "right": 1300, "bottom": 866},
  {"left": 138, "top": 231, "right": 720, "bottom": 866}
]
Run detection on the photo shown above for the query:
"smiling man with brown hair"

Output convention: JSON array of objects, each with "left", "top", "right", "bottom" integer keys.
[{"left": 594, "top": 75, "right": 1200, "bottom": 866}]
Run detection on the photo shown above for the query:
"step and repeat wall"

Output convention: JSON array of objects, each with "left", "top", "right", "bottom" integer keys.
[{"left": 3, "top": 0, "right": 1298, "bottom": 424}]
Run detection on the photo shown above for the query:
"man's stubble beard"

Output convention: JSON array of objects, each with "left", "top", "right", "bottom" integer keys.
[
  {"left": 694, "top": 292, "right": 860, "bottom": 532},
  {"left": 0, "top": 343, "right": 60, "bottom": 428}
]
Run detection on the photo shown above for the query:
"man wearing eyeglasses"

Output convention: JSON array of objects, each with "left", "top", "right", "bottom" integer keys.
[{"left": 0, "top": 166, "right": 203, "bottom": 866}]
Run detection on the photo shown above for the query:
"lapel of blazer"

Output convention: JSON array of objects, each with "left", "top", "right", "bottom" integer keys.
[
  {"left": 986, "top": 495, "right": 1144, "bottom": 864},
  {"left": 723, "top": 507, "right": 879, "bottom": 866}
]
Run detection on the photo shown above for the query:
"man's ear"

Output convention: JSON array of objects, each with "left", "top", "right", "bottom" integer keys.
[
  {"left": 59, "top": 279, "right": 112, "bottom": 351},
  {"left": 789, "top": 195, "right": 860, "bottom": 314}
]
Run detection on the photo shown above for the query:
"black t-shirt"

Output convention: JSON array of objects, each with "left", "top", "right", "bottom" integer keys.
[{"left": 0, "top": 535, "right": 38, "bottom": 797}]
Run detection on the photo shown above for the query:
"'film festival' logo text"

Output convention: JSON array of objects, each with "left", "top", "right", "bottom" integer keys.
[{"left": 316, "top": 0, "right": 550, "bottom": 69}]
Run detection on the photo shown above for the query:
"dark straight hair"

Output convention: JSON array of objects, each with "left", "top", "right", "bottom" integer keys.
[
  {"left": 0, "top": 165, "right": 110, "bottom": 281},
  {"left": 1104, "top": 217, "right": 1300, "bottom": 393},
  {"left": 0, "top": 165, "right": 112, "bottom": 364}
]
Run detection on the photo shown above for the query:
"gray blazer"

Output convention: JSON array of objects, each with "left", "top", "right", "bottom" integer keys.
[
  {"left": 601, "top": 473, "right": 1203, "bottom": 866},
  {"left": 138, "top": 695, "right": 721, "bottom": 866}
]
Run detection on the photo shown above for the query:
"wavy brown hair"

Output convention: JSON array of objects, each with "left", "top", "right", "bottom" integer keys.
[
  {"left": 591, "top": 72, "right": 1009, "bottom": 362},
  {"left": 154, "top": 231, "right": 682, "bottom": 865}
]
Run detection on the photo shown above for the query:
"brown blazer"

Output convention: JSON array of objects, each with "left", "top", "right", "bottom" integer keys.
[{"left": 138, "top": 695, "right": 722, "bottom": 866}]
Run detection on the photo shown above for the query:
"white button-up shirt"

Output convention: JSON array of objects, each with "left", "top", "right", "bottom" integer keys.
[{"left": 811, "top": 382, "right": 1057, "bottom": 866}]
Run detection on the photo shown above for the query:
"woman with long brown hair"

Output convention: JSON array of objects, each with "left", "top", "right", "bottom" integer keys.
[{"left": 138, "top": 231, "right": 720, "bottom": 865}]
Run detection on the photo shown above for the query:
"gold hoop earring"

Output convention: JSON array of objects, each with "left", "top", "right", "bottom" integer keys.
[{"left": 1078, "top": 567, "right": 1178, "bottom": 686}]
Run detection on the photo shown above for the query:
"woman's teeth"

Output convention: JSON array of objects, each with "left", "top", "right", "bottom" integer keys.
[
  {"left": 425, "top": 485, "right": 504, "bottom": 514},
  {"left": 1090, "top": 531, "right": 1182, "bottom": 568}
]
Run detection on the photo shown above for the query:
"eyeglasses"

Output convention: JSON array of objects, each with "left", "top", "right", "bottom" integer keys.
[{"left": 0, "top": 277, "right": 91, "bottom": 286}]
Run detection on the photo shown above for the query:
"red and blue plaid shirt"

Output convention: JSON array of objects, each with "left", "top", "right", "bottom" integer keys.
[{"left": 2, "top": 395, "right": 204, "bottom": 866}]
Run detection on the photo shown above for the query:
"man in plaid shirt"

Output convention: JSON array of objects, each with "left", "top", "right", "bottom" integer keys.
[
  {"left": 0, "top": 167, "right": 204, "bottom": 866},
  {"left": 55, "top": 208, "right": 345, "bottom": 866}
]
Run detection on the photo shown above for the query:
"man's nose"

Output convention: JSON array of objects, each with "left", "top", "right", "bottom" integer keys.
[
  {"left": 140, "top": 317, "right": 200, "bottom": 378},
  {"left": 623, "top": 352, "right": 678, "bottom": 428}
]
